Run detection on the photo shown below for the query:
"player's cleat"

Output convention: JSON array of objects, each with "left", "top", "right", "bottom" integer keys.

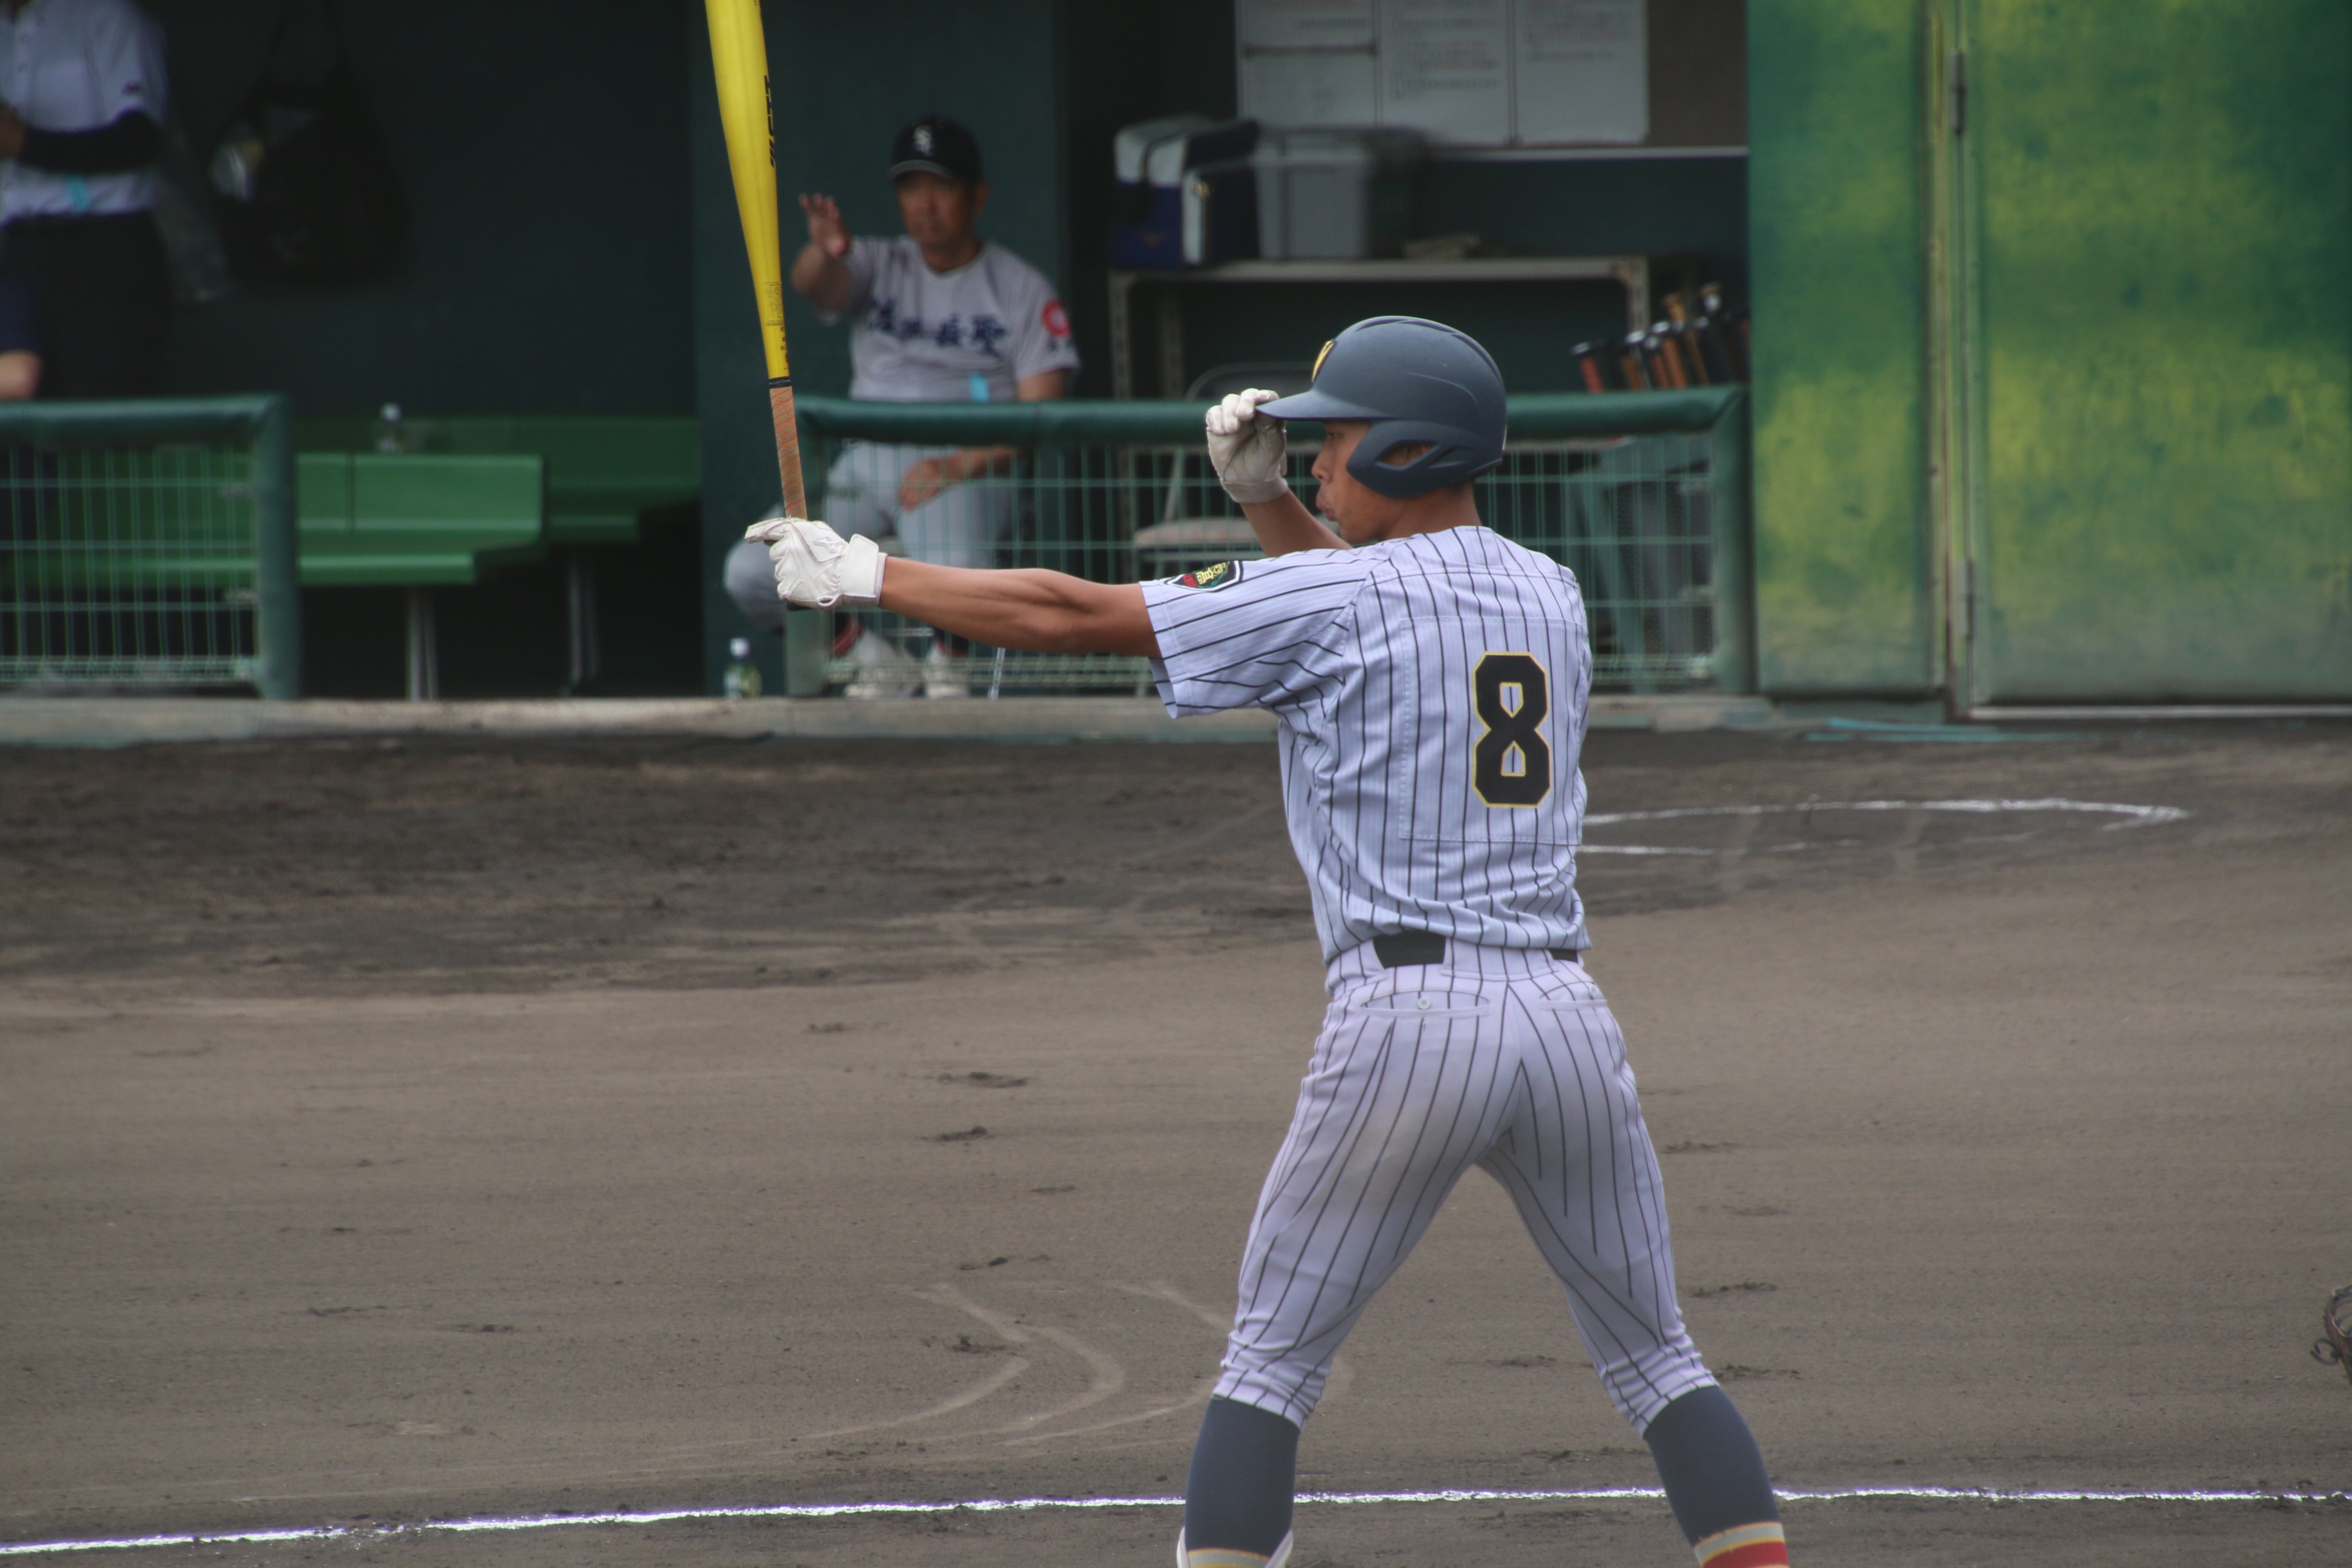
[
  {"left": 841, "top": 628, "right": 919, "bottom": 699},
  {"left": 922, "top": 641, "right": 971, "bottom": 699}
]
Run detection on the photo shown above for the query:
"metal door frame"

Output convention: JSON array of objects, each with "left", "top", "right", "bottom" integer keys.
[{"left": 1923, "top": 0, "right": 1984, "bottom": 712}]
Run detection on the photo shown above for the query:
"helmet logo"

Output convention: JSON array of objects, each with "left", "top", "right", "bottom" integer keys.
[
  {"left": 914, "top": 125, "right": 934, "bottom": 154},
  {"left": 1311, "top": 339, "right": 1334, "bottom": 381}
]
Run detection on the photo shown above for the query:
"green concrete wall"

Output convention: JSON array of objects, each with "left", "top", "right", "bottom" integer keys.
[
  {"left": 156, "top": 0, "right": 694, "bottom": 417},
  {"left": 1964, "top": 0, "right": 2352, "bottom": 701},
  {"left": 1752, "top": 0, "right": 2352, "bottom": 703},
  {"left": 1747, "top": 3, "right": 1937, "bottom": 694}
]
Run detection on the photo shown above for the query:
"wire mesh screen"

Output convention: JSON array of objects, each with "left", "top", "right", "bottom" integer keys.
[
  {"left": 1482, "top": 435, "right": 1716, "bottom": 692},
  {"left": 813, "top": 430, "right": 1718, "bottom": 696},
  {"left": 0, "top": 435, "right": 269, "bottom": 690}
]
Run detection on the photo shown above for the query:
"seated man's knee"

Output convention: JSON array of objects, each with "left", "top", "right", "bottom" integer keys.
[{"left": 723, "top": 537, "right": 789, "bottom": 633}]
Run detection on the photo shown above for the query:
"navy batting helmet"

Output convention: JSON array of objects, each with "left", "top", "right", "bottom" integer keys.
[{"left": 1258, "top": 317, "right": 1507, "bottom": 499}]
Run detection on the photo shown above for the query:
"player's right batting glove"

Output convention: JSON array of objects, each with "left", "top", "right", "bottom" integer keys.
[
  {"left": 744, "top": 518, "right": 885, "bottom": 609},
  {"left": 1205, "top": 388, "right": 1290, "bottom": 505}
]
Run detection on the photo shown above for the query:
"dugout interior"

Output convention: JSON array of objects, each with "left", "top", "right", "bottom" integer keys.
[{"left": 125, "top": 1, "right": 2352, "bottom": 710}]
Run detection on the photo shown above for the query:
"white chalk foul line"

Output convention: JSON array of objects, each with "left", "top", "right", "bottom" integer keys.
[
  {"left": 5, "top": 1484, "right": 2343, "bottom": 1556},
  {"left": 1578, "top": 798, "right": 2190, "bottom": 857},
  {"left": 1583, "top": 798, "right": 2190, "bottom": 831}
]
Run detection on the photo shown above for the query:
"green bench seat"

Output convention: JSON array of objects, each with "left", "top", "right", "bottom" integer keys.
[
  {"left": 297, "top": 452, "right": 546, "bottom": 588},
  {"left": 294, "top": 416, "right": 697, "bottom": 698},
  {"left": 512, "top": 415, "right": 698, "bottom": 545},
  {"left": 298, "top": 416, "right": 699, "bottom": 546}
]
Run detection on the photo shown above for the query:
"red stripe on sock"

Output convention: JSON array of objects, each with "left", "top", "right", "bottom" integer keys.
[{"left": 1701, "top": 1541, "right": 1789, "bottom": 1568}]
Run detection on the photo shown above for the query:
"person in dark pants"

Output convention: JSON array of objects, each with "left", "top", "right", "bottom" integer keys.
[{"left": 0, "top": 0, "right": 170, "bottom": 399}]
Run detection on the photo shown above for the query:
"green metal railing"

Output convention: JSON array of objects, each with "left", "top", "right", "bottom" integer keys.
[
  {"left": 0, "top": 396, "right": 300, "bottom": 698},
  {"left": 792, "top": 388, "right": 1750, "bottom": 697}
]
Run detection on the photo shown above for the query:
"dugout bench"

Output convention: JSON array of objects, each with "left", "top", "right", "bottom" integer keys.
[
  {"left": 296, "top": 451, "right": 545, "bottom": 701},
  {"left": 297, "top": 416, "right": 700, "bottom": 698}
]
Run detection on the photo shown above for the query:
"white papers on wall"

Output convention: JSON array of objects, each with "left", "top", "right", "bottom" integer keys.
[
  {"left": 1237, "top": 0, "right": 1648, "bottom": 147},
  {"left": 1378, "top": 0, "right": 1512, "bottom": 146},
  {"left": 1240, "top": 49, "right": 1379, "bottom": 129},
  {"left": 1515, "top": 0, "right": 1647, "bottom": 144},
  {"left": 1239, "top": 0, "right": 1374, "bottom": 49}
]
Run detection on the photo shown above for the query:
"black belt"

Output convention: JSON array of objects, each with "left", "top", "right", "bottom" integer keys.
[
  {"left": 4, "top": 211, "right": 153, "bottom": 234},
  {"left": 1372, "top": 931, "right": 1581, "bottom": 968}
]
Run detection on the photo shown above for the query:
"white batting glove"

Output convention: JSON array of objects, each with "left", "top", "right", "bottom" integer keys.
[
  {"left": 1204, "top": 389, "right": 1289, "bottom": 505},
  {"left": 743, "top": 517, "right": 885, "bottom": 609}
]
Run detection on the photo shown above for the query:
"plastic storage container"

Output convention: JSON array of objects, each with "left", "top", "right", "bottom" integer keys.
[
  {"left": 1109, "top": 116, "right": 1259, "bottom": 270},
  {"left": 1250, "top": 128, "right": 1427, "bottom": 261},
  {"left": 1182, "top": 159, "right": 1259, "bottom": 266}
]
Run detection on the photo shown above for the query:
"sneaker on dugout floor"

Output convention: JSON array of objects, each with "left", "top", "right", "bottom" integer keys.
[
  {"left": 922, "top": 643, "right": 971, "bottom": 699},
  {"left": 841, "top": 629, "right": 919, "bottom": 700}
]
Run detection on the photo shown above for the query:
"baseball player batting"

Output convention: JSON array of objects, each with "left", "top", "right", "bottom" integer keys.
[{"left": 748, "top": 317, "right": 1788, "bottom": 1568}]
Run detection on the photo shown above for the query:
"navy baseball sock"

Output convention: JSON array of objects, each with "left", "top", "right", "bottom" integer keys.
[
  {"left": 1642, "top": 1385, "right": 1782, "bottom": 1548},
  {"left": 1182, "top": 1396, "right": 1299, "bottom": 1559}
]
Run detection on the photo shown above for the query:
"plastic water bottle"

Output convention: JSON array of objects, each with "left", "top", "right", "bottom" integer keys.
[
  {"left": 723, "top": 637, "right": 763, "bottom": 699},
  {"left": 373, "top": 402, "right": 407, "bottom": 454}
]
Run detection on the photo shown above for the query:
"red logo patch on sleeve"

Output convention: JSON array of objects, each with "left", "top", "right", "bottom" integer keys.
[
  {"left": 1171, "top": 560, "right": 1242, "bottom": 591},
  {"left": 1041, "top": 300, "right": 1070, "bottom": 339}
]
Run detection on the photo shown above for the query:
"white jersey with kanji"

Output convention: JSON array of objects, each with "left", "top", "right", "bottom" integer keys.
[
  {"left": 826, "top": 235, "right": 1080, "bottom": 403},
  {"left": 1140, "top": 525, "right": 1592, "bottom": 961},
  {"left": 0, "top": 0, "right": 166, "bottom": 223}
]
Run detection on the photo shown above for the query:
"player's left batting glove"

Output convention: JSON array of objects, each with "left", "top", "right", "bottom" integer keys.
[
  {"left": 744, "top": 518, "right": 885, "bottom": 609},
  {"left": 1205, "top": 389, "right": 1290, "bottom": 504}
]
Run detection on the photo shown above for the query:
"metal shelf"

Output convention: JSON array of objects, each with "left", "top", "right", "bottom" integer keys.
[{"left": 1107, "top": 255, "right": 1693, "bottom": 398}]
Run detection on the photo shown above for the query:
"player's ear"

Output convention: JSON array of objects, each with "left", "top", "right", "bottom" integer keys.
[{"left": 970, "top": 179, "right": 990, "bottom": 219}]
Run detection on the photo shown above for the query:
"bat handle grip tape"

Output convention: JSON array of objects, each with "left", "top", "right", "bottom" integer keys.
[{"left": 769, "top": 379, "right": 808, "bottom": 521}]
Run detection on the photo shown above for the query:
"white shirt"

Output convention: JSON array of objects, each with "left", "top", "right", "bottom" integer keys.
[
  {"left": 1141, "top": 527, "right": 1594, "bottom": 962},
  {"left": 0, "top": 0, "right": 164, "bottom": 223},
  {"left": 827, "top": 235, "right": 1079, "bottom": 402}
]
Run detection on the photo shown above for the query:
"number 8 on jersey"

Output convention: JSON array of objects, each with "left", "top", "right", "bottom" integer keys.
[{"left": 1474, "top": 652, "right": 1551, "bottom": 807}]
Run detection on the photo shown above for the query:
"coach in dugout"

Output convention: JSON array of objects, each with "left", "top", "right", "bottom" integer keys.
[
  {"left": 0, "top": 0, "right": 170, "bottom": 399},
  {"left": 724, "top": 113, "right": 1078, "bottom": 698}
]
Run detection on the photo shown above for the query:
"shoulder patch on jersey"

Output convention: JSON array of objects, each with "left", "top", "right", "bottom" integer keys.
[{"left": 1170, "top": 560, "right": 1243, "bottom": 591}]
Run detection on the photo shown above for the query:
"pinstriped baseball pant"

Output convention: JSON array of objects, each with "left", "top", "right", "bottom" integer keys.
[{"left": 1214, "top": 940, "right": 1718, "bottom": 1433}]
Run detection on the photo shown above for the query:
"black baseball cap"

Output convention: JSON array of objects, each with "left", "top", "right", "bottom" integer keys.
[{"left": 889, "top": 115, "right": 983, "bottom": 186}]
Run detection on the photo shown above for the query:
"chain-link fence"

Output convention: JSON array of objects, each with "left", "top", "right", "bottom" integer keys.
[
  {"left": 790, "top": 389, "right": 1749, "bottom": 698},
  {"left": 0, "top": 398, "right": 300, "bottom": 697}
]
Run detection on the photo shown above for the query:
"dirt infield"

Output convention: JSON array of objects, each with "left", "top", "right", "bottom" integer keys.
[{"left": 3, "top": 723, "right": 2349, "bottom": 1565}]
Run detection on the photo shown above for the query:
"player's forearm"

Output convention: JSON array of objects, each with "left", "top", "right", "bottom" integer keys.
[
  {"left": 1242, "top": 492, "right": 1349, "bottom": 556},
  {"left": 879, "top": 560, "right": 1158, "bottom": 657},
  {"left": 949, "top": 445, "right": 1017, "bottom": 481},
  {"left": 0, "top": 351, "right": 40, "bottom": 402},
  {"left": 790, "top": 244, "right": 851, "bottom": 312},
  {"left": 1017, "top": 369, "right": 1070, "bottom": 402}
]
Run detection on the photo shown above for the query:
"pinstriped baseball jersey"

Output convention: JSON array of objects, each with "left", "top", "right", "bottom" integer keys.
[{"left": 1140, "top": 525, "right": 1592, "bottom": 960}]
